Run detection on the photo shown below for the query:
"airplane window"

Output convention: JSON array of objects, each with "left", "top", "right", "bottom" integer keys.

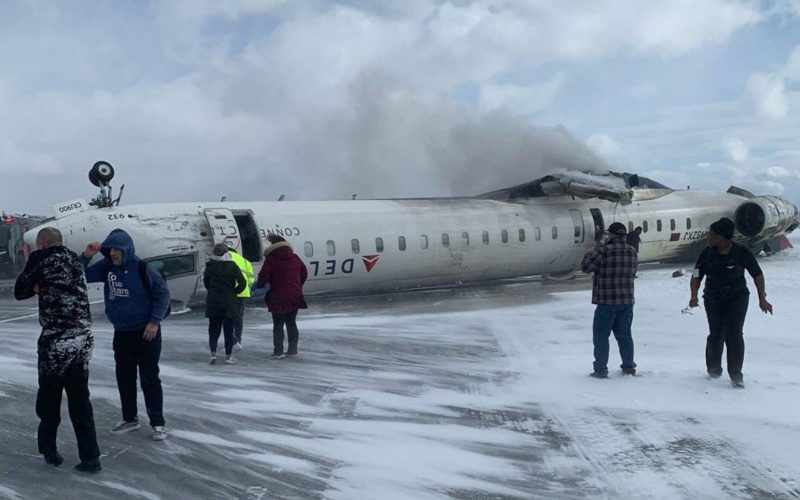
[
  {"left": 304, "top": 242, "right": 313, "bottom": 258},
  {"left": 642, "top": 221, "right": 649, "bottom": 233},
  {"left": 574, "top": 226, "right": 581, "bottom": 238},
  {"left": 142, "top": 254, "right": 195, "bottom": 280},
  {"left": 535, "top": 227, "right": 541, "bottom": 241},
  {"left": 351, "top": 239, "right": 360, "bottom": 254},
  {"left": 420, "top": 235, "right": 428, "bottom": 249},
  {"left": 462, "top": 232, "right": 469, "bottom": 246},
  {"left": 686, "top": 218, "right": 692, "bottom": 229},
  {"left": 670, "top": 219, "right": 676, "bottom": 231},
  {"left": 442, "top": 233, "right": 450, "bottom": 248},
  {"left": 628, "top": 222, "right": 634, "bottom": 233},
  {"left": 552, "top": 226, "right": 558, "bottom": 239},
  {"left": 398, "top": 236, "right": 406, "bottom": 251},
  {"left": 482, "top": 231, "right": 489, "bottom": 244},
  {"left": 657, "top": 220, "right": 663, "bottom": 232},
  {"left": 375, "top": 237, "right": 384, "bottom": 253},
  {"left": 501, "top": 229, "right": 508, "bottom": 243},
  {"left": 326, "top": 240, "right": 336, "bottom": 256},
  {"left": 519, "top": 229, "right": 526, "bottom": 242}
]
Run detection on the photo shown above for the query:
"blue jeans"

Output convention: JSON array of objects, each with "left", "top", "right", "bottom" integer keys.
[{"left": 592, "top": 304, "right": 636, "bottom": 374}]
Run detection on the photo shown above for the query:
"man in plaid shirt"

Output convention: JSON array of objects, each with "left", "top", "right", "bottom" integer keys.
[{"left": 581, "top": 222, "right": 638, "bottom": 378}]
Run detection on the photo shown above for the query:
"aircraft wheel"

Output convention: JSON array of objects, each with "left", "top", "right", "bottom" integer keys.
[{"left": 89, "top": 161, "right": 115, "bottom": 186}]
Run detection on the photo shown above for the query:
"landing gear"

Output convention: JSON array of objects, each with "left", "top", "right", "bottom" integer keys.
[
  {"left": 88, "top": 161, "right": 115, "bottom": 187},
  {"left": 87, "top": 161, "right": 124, "bottom": 208}
]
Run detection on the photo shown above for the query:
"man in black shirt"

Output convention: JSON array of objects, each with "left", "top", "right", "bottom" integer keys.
[{"left": 688, "top": 217, "right": 773, "bottom": 388}]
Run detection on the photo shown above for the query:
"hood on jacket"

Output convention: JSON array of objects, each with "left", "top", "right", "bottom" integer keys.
[
  {"left": 264, "top": 241, "right": 293, "bottom": 259},
  {"left": 100, "top": 229, "right": 136, "bottom": 265}
]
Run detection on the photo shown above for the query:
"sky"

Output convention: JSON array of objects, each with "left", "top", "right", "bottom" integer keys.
[{"left": 1, "top": 0, "right": 799, "bottom": 214}]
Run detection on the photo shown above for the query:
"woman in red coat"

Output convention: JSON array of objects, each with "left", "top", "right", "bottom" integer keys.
[{"left": 255, "top": 234, "right": 308, "bottom": 358}]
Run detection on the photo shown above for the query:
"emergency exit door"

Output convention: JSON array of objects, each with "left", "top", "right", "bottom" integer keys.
[{"left": 203, "top": 208, "right": 242, "bottom": 253}]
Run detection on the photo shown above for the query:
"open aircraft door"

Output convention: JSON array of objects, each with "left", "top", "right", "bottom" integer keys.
[
  {"left": 589, "top": 208, "right": 604, "bottom": 242},
  {"left": 570, "top": 209, "right": 585, "bottom": 244},
  {"left": 202, "top": 208, "right": 242, "bottom": 252}
]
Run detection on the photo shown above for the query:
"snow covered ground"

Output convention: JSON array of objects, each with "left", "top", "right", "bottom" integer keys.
[{"left": 1, "top": 243, "right": 800, "bottom": 499}]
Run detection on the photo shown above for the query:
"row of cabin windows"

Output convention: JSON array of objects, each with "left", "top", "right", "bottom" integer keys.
[
  {"left": 304, "top": 227, "right": 559, "bottom": 258},
  {"left": 627, "top": 218, "right": 692, "bottom": 234},
  {"left": 303, "top": 218, "right": 696, "bottom": 258}
]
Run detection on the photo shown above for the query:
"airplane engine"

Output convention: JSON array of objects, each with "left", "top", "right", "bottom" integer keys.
[{"left": 733, "top": 195, "right": 799, "bottom": 238}]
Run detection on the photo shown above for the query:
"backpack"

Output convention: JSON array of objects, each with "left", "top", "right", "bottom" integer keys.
[{"left": 138, "top": 261, "right": 172, "bottom": 319}]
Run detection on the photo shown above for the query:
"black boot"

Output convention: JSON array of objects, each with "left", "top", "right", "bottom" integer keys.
[
  {"left": 43, "top": 451, "right": 63, "bottom": 467},
  {"left": 75, "top": 458, "right": 102, "bottom": 473}
]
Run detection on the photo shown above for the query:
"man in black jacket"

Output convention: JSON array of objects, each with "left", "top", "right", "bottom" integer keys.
[{"left": 14, "top": 227, "right": 101, "bottom": 472}]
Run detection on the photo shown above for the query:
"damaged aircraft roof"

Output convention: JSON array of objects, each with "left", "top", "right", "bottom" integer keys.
[{"left": 479, "top": 171, "right": 673, "bottom": 205}]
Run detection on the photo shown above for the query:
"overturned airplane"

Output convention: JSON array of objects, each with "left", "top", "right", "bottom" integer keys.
[{"left": 23, "top": 162, "right": 799, "bottom": 310}]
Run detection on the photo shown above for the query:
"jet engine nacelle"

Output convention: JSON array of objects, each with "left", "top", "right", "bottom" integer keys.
[{"left": 734, "top": 195, "right": 799, "bottom": 239}]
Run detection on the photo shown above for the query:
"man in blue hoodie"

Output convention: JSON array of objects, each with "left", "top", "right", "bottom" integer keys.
[{"left": 81, "top": 229, "right": 171, "bottom": 441}]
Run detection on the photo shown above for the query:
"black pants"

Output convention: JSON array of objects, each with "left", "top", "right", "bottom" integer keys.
[
  {"left": 272, "top": 310, "right": 299, "bottom": 355},
  {"left": 233, "top": 298, "right": 246, "bottom": 344},
  {"left": 113, "top": 328, "right": 165, "bottom": 427},
  {"left": 36, "top": 359, "right": 100, "bottom": 462},
  {"left": 208, "top": 316, "right": 235, "bottom": 355},
  {"left": 704, "top": 294, "right": 748, "bottom": 378}
]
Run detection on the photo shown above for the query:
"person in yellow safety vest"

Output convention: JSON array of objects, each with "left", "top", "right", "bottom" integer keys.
[{"left": 227, "top": 245, "right": 254, "bottom": 351}]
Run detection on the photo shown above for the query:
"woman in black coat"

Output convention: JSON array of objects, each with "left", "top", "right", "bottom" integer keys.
[{"left": 204, "top": 243, "right": 247, "bottom": 364}]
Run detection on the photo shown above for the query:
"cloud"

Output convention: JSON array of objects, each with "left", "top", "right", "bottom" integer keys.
[
  {"left": 783, "top": 45, "right": 800, "bottom": 81},
  {"left": 753, "top": 179, "right": 786, "bottom": 195},
  {"left": 765, "top": 165, "right": 800, "bottom": 182},
  {"left": 746, "top": 72, "right": 789, "bottom": 119},
  {"left": 722, "top": 138, "right": 750, "bottom": 162}
]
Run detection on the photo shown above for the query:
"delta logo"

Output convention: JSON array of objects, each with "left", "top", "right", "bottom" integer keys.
[{"left": 362, "top": 255, "right": 380, "bottom": 272}]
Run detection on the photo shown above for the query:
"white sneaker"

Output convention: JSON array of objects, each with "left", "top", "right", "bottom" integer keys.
[
  {"left": 209, "top": 354, "right": 217, "bottom": 365},
  {"left": 110, "top": 419, "right": 141, "bottom": 434},
  {"left": 151, "top": 426, "right": 168, "bottom": 441},
  {"left": 233, "top": 342, "right": 242, "bottom": 352},
  {"left": 224, "top": 356, "right": 235, "bottom": 364}
]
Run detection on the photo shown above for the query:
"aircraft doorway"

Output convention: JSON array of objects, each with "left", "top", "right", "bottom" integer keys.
[
  {"left": 590, "top": 208, "right": 604, "bottom": 242},
  {"left": 570, "top": 209, "right": 585, "bottom": 243},
  {"left": 232, "top": 211, "right": 262, "bottom": 262}
]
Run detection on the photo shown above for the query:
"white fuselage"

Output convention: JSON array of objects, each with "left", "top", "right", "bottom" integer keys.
[{"left": 26, "top": 187, "right": 790, "bottom": 308}]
